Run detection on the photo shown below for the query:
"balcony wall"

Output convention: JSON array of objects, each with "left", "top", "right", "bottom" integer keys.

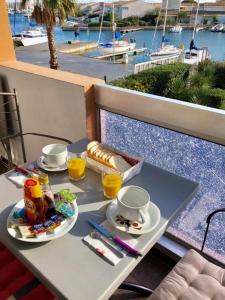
[
  {"left": 95, "top": 83, "right": 225, "bottom": 145},
  {"left": 0, "top": 62, "right": 103, "bottom": 163}
]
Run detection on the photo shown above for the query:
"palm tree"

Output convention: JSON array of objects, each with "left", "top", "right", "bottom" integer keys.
[{"left": 22, "top": 0, "right": 78, "bottom": 69}]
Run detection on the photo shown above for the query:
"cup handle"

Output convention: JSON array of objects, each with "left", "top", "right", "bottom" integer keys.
[{"left": 138, "top": 209, "right": 146, "bottom": 224}]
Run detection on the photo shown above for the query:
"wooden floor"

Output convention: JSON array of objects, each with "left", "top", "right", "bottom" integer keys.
[{"left": 110, "top": 248, "right": 175, "bottom": 300}]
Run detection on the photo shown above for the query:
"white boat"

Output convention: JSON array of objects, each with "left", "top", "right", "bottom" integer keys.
[
  {"left": 150, "top": 0, "right": 182, "bottom": 59},
  {"left": 169, "top": 25, "right": 182, "bottom": 33},
  {"left": 99, "top": 1, "right": 136, "bottom": 56},
  {"left": 211, "top": 24, "right": 224, "bottom": 32},
  {"left": 184, "top": 0, "right": 210, "bottom": 64},
  {"left": 184, "top": 48, "right": 211, "bottom": 64},
  {"left": 12, "top": 27, "right": 47, "bottom": 46},
  {"left": 61, "top": 21, "right": 79, "bottom": 31},
  {"left": 151, "top": 44, "right": 182, "bottom": 58},
  {"left": 100, "top": 40, "right": 136, "bottom": 54}
]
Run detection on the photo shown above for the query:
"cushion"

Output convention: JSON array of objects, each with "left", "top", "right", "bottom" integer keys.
[{"left": 149, "top": 249, "right": 225, "bottom": 300}]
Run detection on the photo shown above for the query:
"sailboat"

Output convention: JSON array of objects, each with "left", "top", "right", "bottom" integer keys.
[
  {"left": 150, "top": 0, "right": 182, "bottom": 59},
  {"left": 184, "top": 0, "right": 210, "bottom": 63},
  {"left": 99, "top": 1, "right": 136, "bottom": 54}
]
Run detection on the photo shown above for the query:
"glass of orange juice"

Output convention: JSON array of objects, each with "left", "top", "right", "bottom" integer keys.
[
  {"left": 102, "top": 170, "right": 122, "bottom": 199},
  {"left": 67, "top": 153, "right": 86, "bottom": 181}
]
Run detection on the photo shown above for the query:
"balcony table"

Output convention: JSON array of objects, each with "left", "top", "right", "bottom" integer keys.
[{"left": 0, "top": 139, "right": 198, "bottom": 300}]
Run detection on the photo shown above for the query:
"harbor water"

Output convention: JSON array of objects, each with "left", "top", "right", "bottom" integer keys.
[{"left": 10, "top": 14, "right": 225, "bottom": 62}]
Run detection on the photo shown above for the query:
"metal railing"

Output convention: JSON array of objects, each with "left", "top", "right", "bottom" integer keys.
[{"left": 134, "top": 54, "right": 182, "bottom": 74}]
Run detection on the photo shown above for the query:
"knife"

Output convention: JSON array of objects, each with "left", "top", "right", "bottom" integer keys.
[{"left": 88, "top": 220, "right": 142, "bottom": 257}]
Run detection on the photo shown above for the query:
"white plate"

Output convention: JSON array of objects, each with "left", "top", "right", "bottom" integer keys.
[
  {"left": 37, "top": 156, "right": 67, "bottom": 172},
  {"left": 7, "top": 199, "right": 78, "bottom": 242},
  {"left": 106, "top": 200, "right": 161, "bottom": 235}
]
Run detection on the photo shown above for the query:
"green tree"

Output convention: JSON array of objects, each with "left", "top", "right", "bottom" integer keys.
[
  {"left": 181, "top": 0, "right": 195, "bottom": 3},
  {"left": 176, "top": 12, "right": 187, "bottom": 23},
  {"left": 21, "top": 0, "right": 78, "bottom": 69},
  {"left": 212, "top": 15, "right": 219, "bottom": 24},
  {"left": 142, "top": 10, "right": 159, "bottom": 25},
  {"left": 103, "top": 11, "right": 119, "bottom": 23}
]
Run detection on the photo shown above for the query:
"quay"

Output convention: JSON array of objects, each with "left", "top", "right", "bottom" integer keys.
[
  {"left": 95, "top": 47, "right": 147, "bottom": 60},
  {"left": 63, "top": 25, "right": 209, "bottom": 32},
  {"left": 58, "top": 41, "right": 98, "bottom": 54},
  {"left": 15, "top": 43, "right": 135, "bottom": 82},
  {"left": 120, "top": 27, "right": 143, "bottom": 34}
]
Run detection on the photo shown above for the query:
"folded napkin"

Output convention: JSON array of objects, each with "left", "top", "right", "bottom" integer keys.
[
  {"left": 83, "top": 220, "right": 139, "bottom": 266},
  {"left": 7, "top": 171, "right": 28, "bottom": 187}
]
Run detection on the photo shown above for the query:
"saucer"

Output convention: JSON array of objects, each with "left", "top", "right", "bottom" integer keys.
[
  {"left": 106, "top": 200, "right": 161, "bottom": 235},
  {"left": 37, "top": 157, "right": 67, "bottom": 172}
]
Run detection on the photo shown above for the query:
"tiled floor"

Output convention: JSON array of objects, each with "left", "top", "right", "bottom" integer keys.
[{"left": 110, "top": 248, "right": 176, "bottom": 300}]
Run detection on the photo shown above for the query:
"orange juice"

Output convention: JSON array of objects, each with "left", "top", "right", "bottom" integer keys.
[
  {"left": 102, "top": 173, "right": 122, "bottom": 199},
  {"left": 67, "top": 158, "right": 86, "bottom": 181}
]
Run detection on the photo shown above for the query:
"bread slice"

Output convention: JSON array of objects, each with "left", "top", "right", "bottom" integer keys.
[
  {"left": 109, "top": 155, "right": 131, "bottom": 172},
  {"left": 87, "top": 141, "right": 100, "bottom": 151}
]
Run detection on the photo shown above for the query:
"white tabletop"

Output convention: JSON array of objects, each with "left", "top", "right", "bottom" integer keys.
[{"left": 0, "top": 139, "right": 198, "bottom": 300}]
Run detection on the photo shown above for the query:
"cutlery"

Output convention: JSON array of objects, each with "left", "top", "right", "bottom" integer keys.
[
  {"left": 88, "top": 220, "right": 142, "bottom": 257},
  {"left": 91, "top": 231, "right": 124, "bottom": 258}
]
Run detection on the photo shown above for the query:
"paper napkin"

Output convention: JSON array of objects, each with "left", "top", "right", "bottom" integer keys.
[
  {"left": 7, "top": 171, "right": 28, "bottom": 187},
  {"left": 83, "top": 220, "right": 139, "bottom": 266}
]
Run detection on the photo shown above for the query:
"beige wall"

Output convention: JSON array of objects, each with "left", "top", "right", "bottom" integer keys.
[
  {"left": 0, "top": 2, "right": 104, "bottom": 165},
  {"left": 0, "top": 65, "right": 88, "bottom": 162},
  {"left": 0, "top": 1, "right": 16, "bottom": 62}
]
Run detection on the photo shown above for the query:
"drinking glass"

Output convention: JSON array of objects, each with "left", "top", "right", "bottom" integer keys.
[
  {"left": 102, "top": 170, "right": 122, "bottom": 199},
  {"left": 67, "top": 153, "right": 86, "bottom": 181}
]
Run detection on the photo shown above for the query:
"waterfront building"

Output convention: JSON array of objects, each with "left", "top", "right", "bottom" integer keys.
[{"left": 113, "top": 0, "right": 161, "bottom": 19}]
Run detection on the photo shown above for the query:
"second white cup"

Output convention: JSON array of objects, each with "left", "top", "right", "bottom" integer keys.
[
  {"left": 117, "top": 185, "right": 150, "bottom": 224},
  {"left": 41, "top": 143, "right": 68, "bottom": 167}
]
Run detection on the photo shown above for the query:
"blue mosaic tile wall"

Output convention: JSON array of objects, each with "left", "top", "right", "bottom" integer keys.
[{"left": 101, "top": 110, "right": 225, "bottom": 263}]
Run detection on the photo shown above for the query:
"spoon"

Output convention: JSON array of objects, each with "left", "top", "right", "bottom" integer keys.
[{"left": 91, "top": 231, "right": 124, "bottom": 258}]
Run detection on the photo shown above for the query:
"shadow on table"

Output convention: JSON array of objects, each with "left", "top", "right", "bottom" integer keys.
[{"left": 68, "top": 204, "right": 109, "bottom": 238}]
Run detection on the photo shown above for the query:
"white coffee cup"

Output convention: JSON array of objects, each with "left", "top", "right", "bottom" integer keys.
[
  {"left": 117, "top": 186, "right": 150, "bottom": 224},
  {"left": 41, "top": 144, "right": 68, "bottom": 167}
]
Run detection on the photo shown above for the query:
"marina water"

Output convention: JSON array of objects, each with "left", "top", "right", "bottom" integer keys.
[{"left": 10, "top": 14, "right": 225, "bottom": 62}]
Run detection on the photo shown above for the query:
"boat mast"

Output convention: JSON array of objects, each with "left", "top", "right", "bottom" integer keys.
[
  {"left": 98, "top": 2, "right": 105, "bottom": 45},
  {"left": 162, "top": 0, "right": 168, "bottom": 46},
  {"left": 193, "top": 0, "right": 200, "bottom": 40},
  {"left": 13, "top": 0, "right": 16, "bottom": 35},
  {"left": 151, "top": 6, "right": 162, "bottom": 52},
  {"left": 112, "top": 0, "right": 116, "bottom": 63}
]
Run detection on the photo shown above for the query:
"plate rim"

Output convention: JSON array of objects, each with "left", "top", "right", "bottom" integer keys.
[
  {"left": 36, "top": 156, "right": 67, "bottom": 172},
  {"left": 7, "top": 199, "right": 78, "bottom": 242},
  {"left": 106, "top": 200, "right": 161, "bottom": 235}
]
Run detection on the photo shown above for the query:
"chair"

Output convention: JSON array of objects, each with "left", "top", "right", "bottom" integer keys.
[
  {"left": 0, "top": 89, "right": 72, "bottom": 170},
  {"left": 118, "top": 209, "right": 225, "bottom": 299}
]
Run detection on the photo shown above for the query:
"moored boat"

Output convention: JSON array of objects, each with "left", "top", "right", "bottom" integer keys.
[
  {"left": 169, "top": 25, "right": 182, "bottom": 33},
  {"left": 61, "top": 20, "right": 79, "bottom": 31},
  {"left": 211, "top": 24, "right": 224, "bottom": 32},
  {"left": 99, "top": 1, "right": 136, "bottom": 56},
  {"left": 12, "top": 27, "right": 47, "bottom": 46},
  {"left": 151, "top": 44, "right": 182, "bottom": 58},
  {"left": 100, "top": 39, "right": 136, "bottom": 54},
  {"left": 184, "top": 0, "right": 210, "bottom": 64},
  {"left": 150, "top": 0, "right": 182, "bottom": 59}
]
